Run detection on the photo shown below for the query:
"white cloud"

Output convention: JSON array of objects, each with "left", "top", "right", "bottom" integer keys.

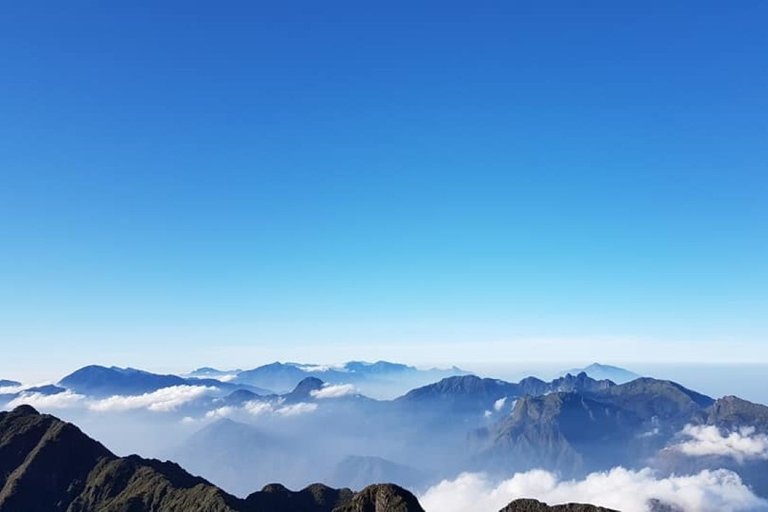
[
  {"left": 89, "top": 385, "right": 215, "bottom": 412},
  {"left": 296, "top": 364, "right": 338, "bottom": 372},
  {"left": 276, "top": 402, "right": 317, "bottom": 416},
  {"left": 206, "top": 400, "right": 318, "bottom": 419},
  {"left": 7, "top": 390, "right": 86, "bottom": 410},
  {"left": 310, "top": 383, "right": 356, "bottom": 399},
  {"left": 494, "top": 397, "right": 507, "bottom": 412},
  {"left": 0, "top": 385, "right": 24, "bottom": 394},
  {"left": 205, "top": 405, "right": 239, "bottom": 419},
  {"left": 243, "top": 400, "right": 275, "bottom": 416},
  {"left": 418, "top": 467, "right": 768, "bottom": 512},
  {"left": 669, "top": 425, "right": 768, "bottom": 464}
]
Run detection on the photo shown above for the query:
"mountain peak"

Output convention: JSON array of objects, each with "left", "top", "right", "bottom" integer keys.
[
  {"left": 500, "top": 498, "right": 618, "bottom": 511},
  {"left": 289, "top": 377, "right": 325, "bottom": 398},
  {"left": 6, "top": 404, "right": 40, "bottom": 418}
]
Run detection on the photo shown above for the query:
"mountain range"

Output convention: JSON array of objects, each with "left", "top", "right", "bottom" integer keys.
[
  {"left": 0, "top": 405, "right": 612, "bottom": 512},
  {"left": 559, "top": 363, "right": 641, "bottom": 384}
]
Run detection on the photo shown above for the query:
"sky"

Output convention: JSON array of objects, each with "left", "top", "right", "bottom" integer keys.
[{"left": 1, "top": 1, "right": 767, "bottom": 380}]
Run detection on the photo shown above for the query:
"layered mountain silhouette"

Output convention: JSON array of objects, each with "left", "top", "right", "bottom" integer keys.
[
  {"left": 471, "top": 378, "right": 717, "bottom": 477},
  {"left": 232, "top": 361, "right": 468, "bottom": 395},
  {"left": 559, "top": 363, "right": 641, "bottom": 385},
  {"left": 58, "top": 365, "right": 271, "bottom": 397},
  {"left": 0, "top": 405, "right": 620, "bottom": 512},
  {"left": 0, "top": 405, "right": 425, "bottom": 512},
  {"left": 397, "top": 372, "right": 613, "bottom": 416}
]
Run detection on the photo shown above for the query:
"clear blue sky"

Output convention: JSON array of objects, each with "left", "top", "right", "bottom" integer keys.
[{"left": 1, "top": 1, "right": 766, "bottom": 379}]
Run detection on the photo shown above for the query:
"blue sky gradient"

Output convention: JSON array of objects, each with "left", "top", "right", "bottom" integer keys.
[{"left": 1, "top": 2, "right": 767, "bottom": 378}]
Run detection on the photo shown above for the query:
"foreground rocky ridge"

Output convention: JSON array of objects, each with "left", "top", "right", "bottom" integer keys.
[
  {"left": 0, "top": 405, "right": 617, "bottom": 512},
  {"left": 500, "top": 499, "right": 618, "bottom": 511},
  {"left": 0, "top": 405, "right": 423, "bottom": 512}
]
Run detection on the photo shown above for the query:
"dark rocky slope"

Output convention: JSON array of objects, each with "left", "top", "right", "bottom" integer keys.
[
  {"left": 0, "top": 406, "right": 423, "bottom": 512},
  {"left": 500, "top": 498, "right": 618, "bottom": 511}
]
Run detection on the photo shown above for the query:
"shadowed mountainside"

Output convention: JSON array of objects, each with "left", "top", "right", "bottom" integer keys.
[{"left": 0, "top": 405, "right": 425, "bottom": 512}]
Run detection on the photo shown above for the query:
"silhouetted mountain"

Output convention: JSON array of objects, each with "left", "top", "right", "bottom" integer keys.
[
  {"left": 0, "top": 383, "right": 67, "bottom": 407},
  {"left": 499, "top": 498, "right": 618, "bottom": 512},
  {"left": 58, "top": 365, "right": 268, "bottom": 397},
  {"left": 222, "top": 388, "right": 263, "bottom": 405},
  {"left": 561, "top": 363, "right": 641, "bottom": 384},
  {"left": 24, "top": 384, "right": 67, "bottom": 395},
  {"left": 0, "top": 406, "right": 427, "bottom": 511},
  {"left": 285, "top": 377, "right": 325, "bottom": 402},
  {"left": 59, "top": 365, "right": 187, "bottom": 396},
  {"left": 0, "top": 380, "right": 20, "bottom": 388}
]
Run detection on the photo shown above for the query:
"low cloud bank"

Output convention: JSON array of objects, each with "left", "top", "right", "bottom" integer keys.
[
  {"left": 90, "top": 385, "right": 215, "bottom": 412},
  {"left": 670, "top": 425, "right": 768, "bottom": 464},
  {"left": 6, "top": 385, "right": 217, "bottom": 413},
  {"left": 310, "top": 383, "right": 356, "bottom": 399},
  {"left": 419, "top": 467, "right": 768, "bottom": 512},
  {"left": 8, "top": 390, "right": 86, "bottom": 410}
]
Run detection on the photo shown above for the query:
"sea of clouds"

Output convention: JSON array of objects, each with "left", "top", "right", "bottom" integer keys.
[{"left": 419, "top": 467, "right": 768, "bottom": 512}]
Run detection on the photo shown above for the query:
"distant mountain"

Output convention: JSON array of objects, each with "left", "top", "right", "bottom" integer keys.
[
  {"left": 694, "top": 394, "right": 768, "bottom": 430},
  {"left": 474, "top": 392, "right": 639, "bottom": 475},
  {"left": 396, "top": 372, "right": 614, "bottom": 416},
  {"left": 595, "top": 377, "right": 713, "bottom": 423},
  {"left": 472, "top": 377, "right": 718, "bottom": 478},
  {"left": 172, "top": 417, "right": 309, "bottom": 496},
  {"left": 189, "top": 367, "right": 242, "bottom": 378},
  {"left": 0, "top": 380, "right": 20, "bottom": 388},
  {"left": 0, "top": 405, "right": 427, "bottom": 511},
  {"left": 500, "top": 499, "right": 618, "bottom": 512},
  {"left": 561, "top": 363, "right": 640, "bottom": 384},
  {"left": 233, "top": 361, "right": 467, "bottom": 395},
  {"left": 0, "top": 384, "right": 68, "bottom": 409},
  {"left": 326, "top": 456, "right": 426, "bottom": 492},
  {"left": 654, "top": 395, "right": 768, "bottom": 498},
  {"left": 58, "top": 365, "right": 270, "bottom": 397}
]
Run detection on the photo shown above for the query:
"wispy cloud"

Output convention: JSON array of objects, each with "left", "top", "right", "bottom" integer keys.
[
  {"left": 669, "top": 424, "right": 768, "bottom": 464},
  {"left": 419, "top": 467, "right": 768, "bottom": 512},
  {"left": 310, "top": 383, "right": 356, "bottom": 399},
  {"left": 276, "top": 402, "right": 317, "bottom": 416},
  {"left": 205, "top": 400, "right": 318, "bottom": 419}
]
